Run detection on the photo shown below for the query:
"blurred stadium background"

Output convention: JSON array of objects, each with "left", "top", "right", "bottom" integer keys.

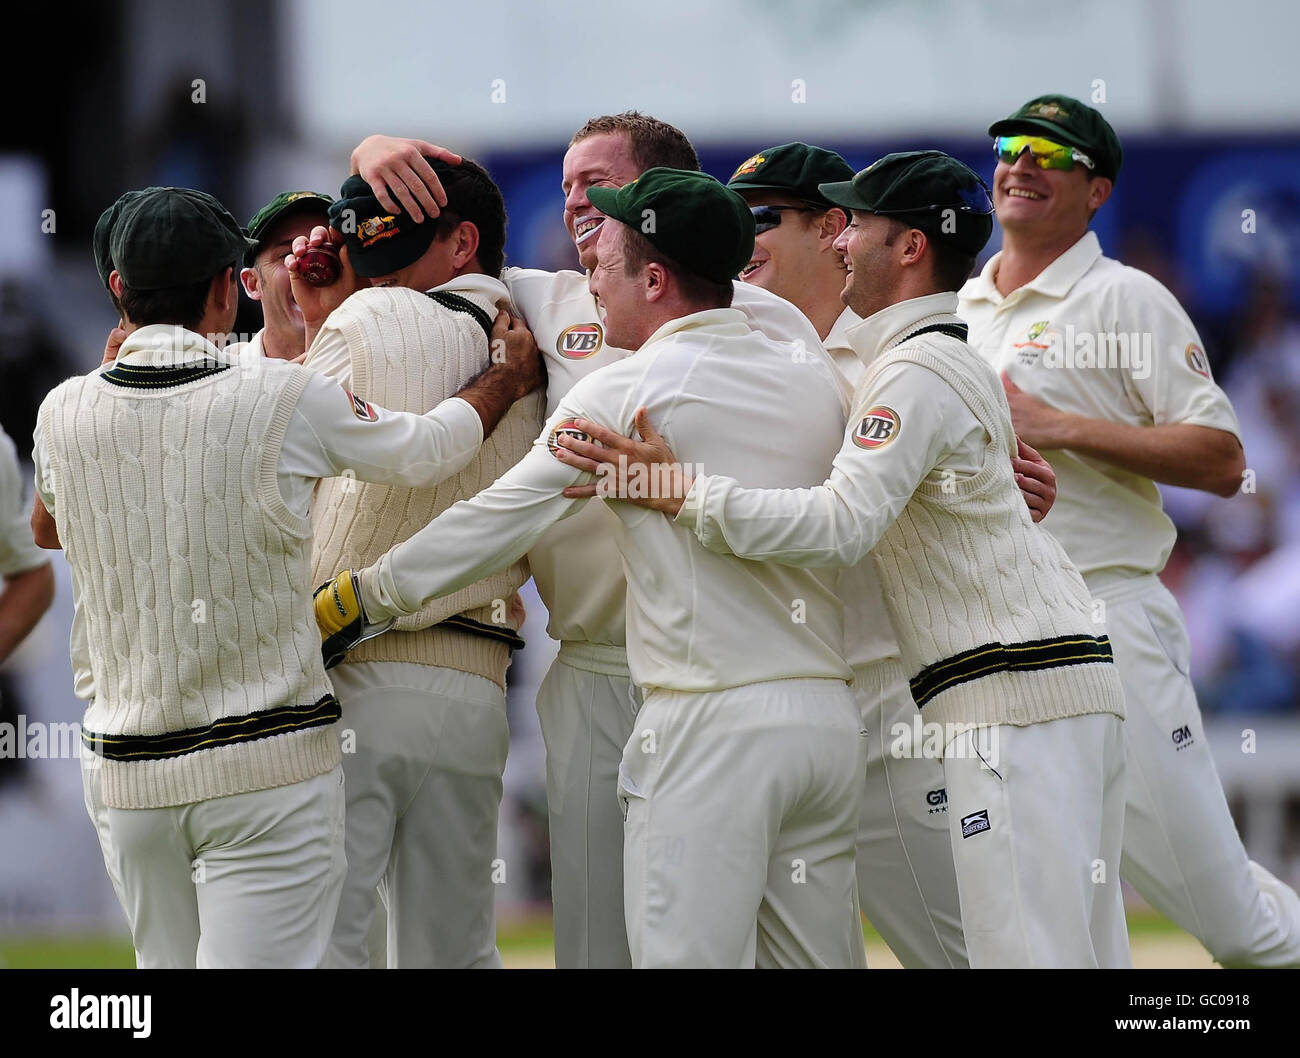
[{"left": 2, "top": 0, "right": 1298, "bottom": 968}]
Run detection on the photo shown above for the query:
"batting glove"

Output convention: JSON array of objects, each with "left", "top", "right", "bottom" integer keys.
[{"left": 313, "top": 569, "right": 394, "bottom": 670}]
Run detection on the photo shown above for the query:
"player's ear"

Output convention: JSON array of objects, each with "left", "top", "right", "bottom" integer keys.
[
  {"left": 898, "top": 227, "right": 928, "bottom": 270},
  {"left": 643, "top": 260, "right": 668, "bottom": 302},
  {"left": 820, "top": 207, "right": 848, "bottom": 245},
  {"left": 241, "top": 266, "right": 263, "bottom": 301},
  {"left": 451, "top": 220, "right": 480, "bottom": 270},
  {"left": 108, "top": 270, "right": 126, "bottom": 301},
  {"left": 211, "top": 267, "right": 237, "bottom": 313},
  {"left": 1086, "top": 175, "right": 1113, "bottom": 214}
]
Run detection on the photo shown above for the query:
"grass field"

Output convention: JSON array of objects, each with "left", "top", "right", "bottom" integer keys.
[{"left": 0, "top": 908, "right": 1216, "bottom": 969}]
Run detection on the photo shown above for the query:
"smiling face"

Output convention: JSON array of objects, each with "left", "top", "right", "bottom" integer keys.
[
  {"left": 586, "top": 221, "right": 655, "bottom": 351},
  {"left": 737, "top": 190, "right": 844, "bottom": 302},
  {"left": 993, "top": 147, "right": 1111, "bottom": 241},
  {"left": 831, "top": 211, "right": 905, "bottom": 320},
  {"left": 562, "top": 132, "right": 643, "bottom": 273}
]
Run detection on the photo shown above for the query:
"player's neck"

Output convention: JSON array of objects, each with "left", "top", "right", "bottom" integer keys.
[
  {"left": 790, "top": 280, "right": 847, "bottom": 341},
  {"left": 996, "top": 225, "right": 1089, "bottom": 297},
  {"left": 262, "top": 323, "right": 305, "bottom": 361}
]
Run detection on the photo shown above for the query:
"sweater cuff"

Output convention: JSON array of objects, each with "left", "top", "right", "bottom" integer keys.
[
  {"left": 442, "top": 395, "right": 485, "bottom": 449},
  {"left": 676, "top": 474, "right": 729, "bottom": 554}
]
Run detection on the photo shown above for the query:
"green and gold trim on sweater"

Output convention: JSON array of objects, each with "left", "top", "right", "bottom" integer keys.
[
  {"left": 910, "top": 634, "right": 1114, "bottom": 709},
  {"left": 82, "top": 695, "right": 341, "bottom": 761}
]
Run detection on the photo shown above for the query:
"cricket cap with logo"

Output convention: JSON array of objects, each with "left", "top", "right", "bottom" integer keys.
[
  {"left": 109, "top": 187, "right": 255, "bottom": 291},
  {"left": 244, "top": 190, "right": 334, "bottom": 266},
  {"left": 587, "top": 167, "right": 755, "bottom": 284},
  {"left": 726, "top": 142, "right": 855, "bottom": 208},
  {"left": 988, "top": 94, "right": 1123, "bottom": 181},
  {"left": 329, "top": 163, "right": 451, "bottom": 279},
  {"left": 818, "top": 150, "right": 995, "bottom": 256}
]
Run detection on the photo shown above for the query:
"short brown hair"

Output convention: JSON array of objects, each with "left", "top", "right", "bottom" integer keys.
[
  {"left": 621, "top": 227, "right": 733, "bottom": 308},
  {"left": 570, "top": 111, "right": 700, "bottom": 174}
]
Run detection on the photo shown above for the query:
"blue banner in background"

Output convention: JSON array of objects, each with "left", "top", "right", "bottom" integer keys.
[{"left": 485, "top": 135, "right": 1300, "bottom": 341}]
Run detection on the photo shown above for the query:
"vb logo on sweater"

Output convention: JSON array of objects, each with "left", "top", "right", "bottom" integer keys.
[
  {"left": 556, "top": 323, "right": 604, "bottom": 359},
  {"left": 852, "top": 406, "right": 900, "bottom": 450}
]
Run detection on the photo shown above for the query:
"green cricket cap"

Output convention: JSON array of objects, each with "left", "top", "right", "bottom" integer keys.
[
  {"left": 93, "top": 188, "right": 163, "bottom": 292},
  {"left": 587, "top": 167, "right": 755, "bottom": 284},
  {"left": 109, "top": 187, "right": 254, "bottom": 291},
  {"left": 245, "top": 190, "right": 333, "bottom": 266},
  {"left": 819, "top": 150, "right": 995, "bottom": 256},
  {"left": 329, "top": 167, "right": 448, "bottom": 279},
  {"left": 726, "top": 142, "right": 855, "bottom": 208},
  {"left": 988, "top": 94, "right": 1123, "bottom": 181}
]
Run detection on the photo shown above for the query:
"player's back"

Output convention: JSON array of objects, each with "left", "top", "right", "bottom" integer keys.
[{"left": 583, "top": 311, "right": 852, "bottom": 693}]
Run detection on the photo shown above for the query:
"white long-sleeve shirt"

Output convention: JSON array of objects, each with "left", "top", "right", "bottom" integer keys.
[
  {"left": 360, "top": 307, "right": 854, "bottom": 694},
  {"left": 503, "top": 267, "right": 842, "bottom": 651},
  {"left": 678, "top": 293, "right": 986, "bottom": 568}
]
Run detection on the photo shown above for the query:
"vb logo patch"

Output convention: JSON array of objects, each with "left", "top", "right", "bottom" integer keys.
[
  {"left": 556, "top": 323, "right": 604, "bottom": 360},
  {"left": 852, "top": 406, "right": 901, "bottom": 450},
  {"left": 961, "top": 809, "right": 991, "bottom": 838},
  {"left": 1185, "top": 343, "right": 1211, "bottom": 379},
  {"left": 546, "top": 417, "right": 591, "bottom": 457},
  {"left": 346, "top": 391, "right": 378, "bottom": 421}
]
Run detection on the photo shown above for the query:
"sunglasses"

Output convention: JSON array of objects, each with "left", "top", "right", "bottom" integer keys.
[
  {"left": 750, "top": 204, "right": 818, "bottom": 233},
  {"left": 994, "top": 134, "right": 1095, "bottom": 172},
  {"left": 870, "top": 181, "right": 995, "bottom": 218}
]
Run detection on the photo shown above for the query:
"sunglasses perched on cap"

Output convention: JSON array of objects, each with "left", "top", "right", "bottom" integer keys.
[
  {"left": 750, "top": 204, "right": 819, "bottom": 233},
  {"left": 869, "top": 181, "right": 995, "bottom": 218},
  {"left": 994, "top": 135, "right": 1095, "bottom": 172}
]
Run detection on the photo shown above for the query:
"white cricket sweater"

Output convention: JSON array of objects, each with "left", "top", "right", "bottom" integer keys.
[
  {"left": 309, "top": 283, "right": 543, "bottom": 687},
  {"left": 38, "top": 329, "right": 339, "bottom": 809}
]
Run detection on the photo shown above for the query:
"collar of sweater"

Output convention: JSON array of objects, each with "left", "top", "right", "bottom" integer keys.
[
  {"left": 962, "top": 230, "right": 1102, "bottom": 306},
  {"left": 114, "top": 324, "right": 227, "bottom": 368},
  {"left": 843, "top": 291, "right": 962, "bottom": 371},
  {"left": 640, "top": 307, "right": 749, "bottom": 350},
  {"left": 427, "top": 272, "right": 510, "bottom": 316}
]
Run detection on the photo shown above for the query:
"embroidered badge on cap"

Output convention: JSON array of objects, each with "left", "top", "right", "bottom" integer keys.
[
  {"left": 358, "top": 214, "right": 398, "bottom": 248},
  {"left": 546, "top": 417, "right": 592, "bottom": 457},
  {"left": 346, "top": 391, "right": 379, "bottom": 421},
  {"left": 1185, "top": 343, "right": 1211, "bottom": 379},
  {"left": 556, "top": 323, "right": 604, "bottom": 360},
  {"left": 731, "top": 153, "right": 765, "bottom": 179},
  {"left": 852, "top": 406, "right": 901, "bottom": 450}
]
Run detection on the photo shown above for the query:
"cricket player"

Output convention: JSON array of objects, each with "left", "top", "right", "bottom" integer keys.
[
  {"left": 32, "top": 186, "right": 541, "bottom": 968},
  {"left": 352, "top": 114, "right": 838, "bottom": 968},
  {"left": 235, "top": 190, "right": 334, "bottom": 360},
  {"left": 725, "top": 142, "right": 968, "bottom": 968},
  {"left": 291, "top": 159, "right": 543, "bottom": 968},
  {"left": 317, "top": 169, "right": 867, "bottom": 968},
  {"left": 557, "top": 153, "right": 1131, "bottom": 968},
  {"left": 959, "top": 94, "right": 1300, "bottom": 967}
]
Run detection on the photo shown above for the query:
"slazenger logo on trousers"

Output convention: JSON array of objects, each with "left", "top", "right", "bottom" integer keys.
[
  {"left": 50, "top": 989, "right": 151, "bottom": 1038},
  {"left": 961, "top": 809, "right": 991, "bottom": 838}
]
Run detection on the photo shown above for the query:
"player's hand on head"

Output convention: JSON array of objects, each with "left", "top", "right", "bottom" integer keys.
[
  {"left": 1013, "top": 437, "right": 1057, "bottom": 523},
  {"left": 490, "top": 310, "right": 545, "bottom": 400},
  {"left": 558, "top": 407, "right": 690, "bottom": 515},
  {"left": 101, "top": 325, "right": 128, "bottom": 366},
  {"left": 351, "top": 134, "right": 463, "bottom": 223}
]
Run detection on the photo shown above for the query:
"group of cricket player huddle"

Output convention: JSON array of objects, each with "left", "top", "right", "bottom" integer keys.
[{"left": 26, "top": 90, "right": 1300, "bottom": 968}]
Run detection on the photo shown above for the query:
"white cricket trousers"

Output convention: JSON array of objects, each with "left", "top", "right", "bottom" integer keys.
[
  {"left": 620, "top": 677, "right": 866, "bottom": 968},
  {"left": 98, "top": 762, "right": 346, "bottom": 968},
  {"left": 534, "top": 641, "right": 638, "bottom": 969},
  {"left": 326, "top": 660, "right": 509, "bottom": 969},
  {"left": 1096, "top": 573, "right": 1300, "bottom": 967},
  {"left": 942, "top": 713, "right": 1130, "bottom": 968},
  {"left": 854, "top": 657, "right": 968, "bottom": 968}
]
